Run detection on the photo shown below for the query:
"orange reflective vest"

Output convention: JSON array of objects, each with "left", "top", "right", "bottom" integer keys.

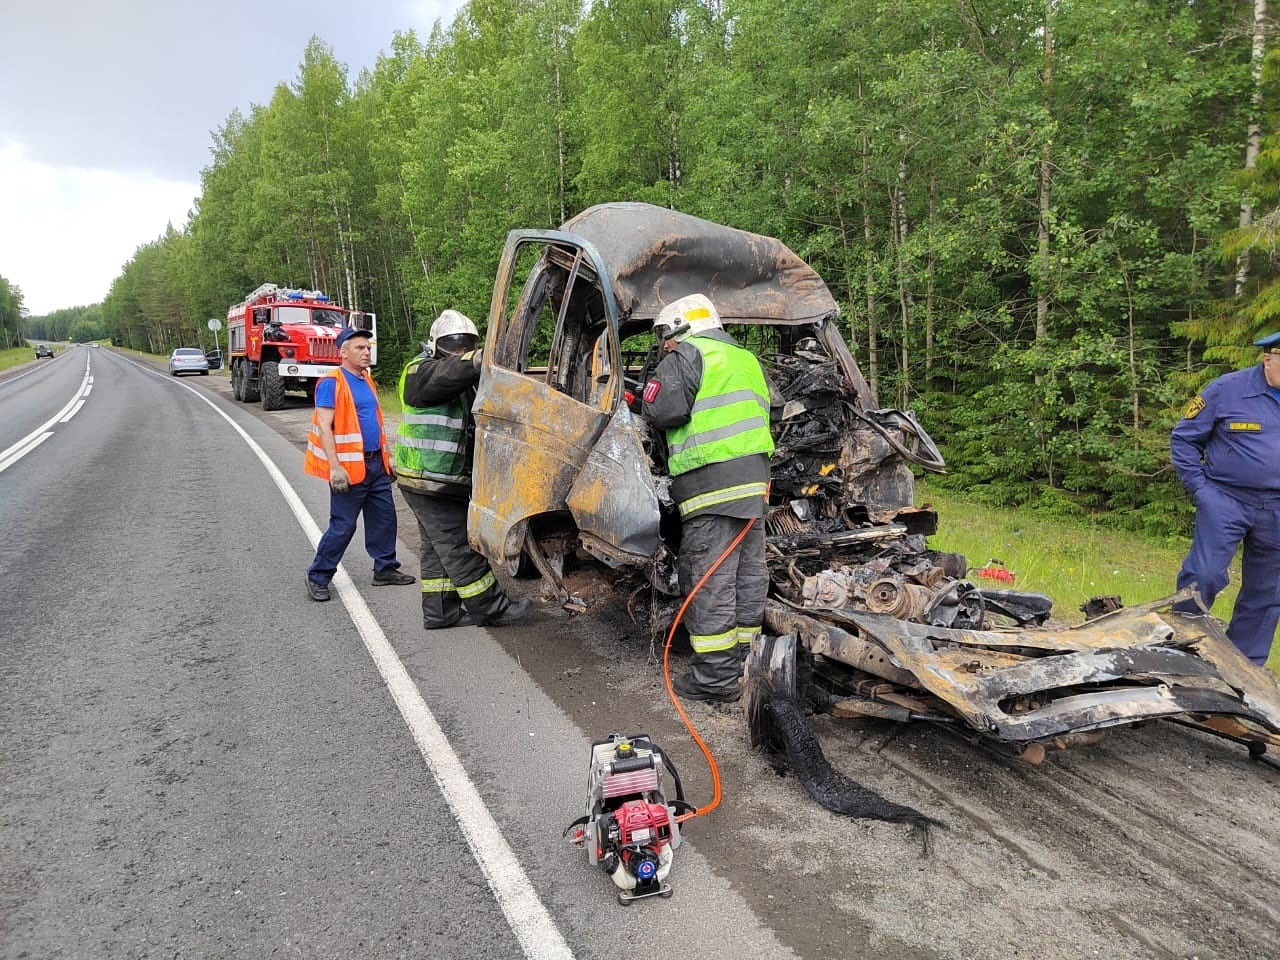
[{"left": 303, "top": 368, "right": 389, "bottom": 484}]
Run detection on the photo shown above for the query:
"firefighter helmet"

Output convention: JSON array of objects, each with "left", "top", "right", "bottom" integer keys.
[
  {"left": 427, "top": 309, "right": 479, "bottom": 356},
  {"left": 653, "top": 294, "right": 721, "bottom": 341}
]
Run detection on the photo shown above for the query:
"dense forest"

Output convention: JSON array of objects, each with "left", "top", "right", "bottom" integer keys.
[
  {"left": 19, "top": 0, "right": 1280, "bottom": 535},
  {"left": 17, "top": 303, "right": 108, "bottom": 345},
  {"left": 0, "top": 274, "right": 26, "bottom": 349}
]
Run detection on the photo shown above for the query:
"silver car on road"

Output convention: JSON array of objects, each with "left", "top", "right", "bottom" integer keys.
[{"left": 168, "top": 347, "right": 210, "bottom": 376}]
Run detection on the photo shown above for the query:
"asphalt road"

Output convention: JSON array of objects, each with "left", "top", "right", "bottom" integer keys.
[{"left": 3, "top": 348, "right": 1279, "bottom": 960}]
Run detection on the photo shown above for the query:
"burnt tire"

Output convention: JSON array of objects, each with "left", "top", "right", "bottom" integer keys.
[
  {"left": 242, "top": 362, "right": 260, "bottom": 403},
  {"left": 745, "top": 632, "right": 797, "bottom": 750},
  {"left": 260, "top": 361, "right": 285, "bottom": 411},
  {"left": 504, "top": 547, "right": 541, "bottom": 580}
]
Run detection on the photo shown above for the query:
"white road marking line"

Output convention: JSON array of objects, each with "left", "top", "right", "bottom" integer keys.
[
  {"left": 0, "top": 365, "right": 91, "bottom": 473},
  {"left": 59, "top": 399, "right": 87, "bottom": 422},
  {"left": 167, "top": 374, "right": 576, "bottom": 960},
  {"left": 0, "top": 432, "right": 53, "bottom": 474}
]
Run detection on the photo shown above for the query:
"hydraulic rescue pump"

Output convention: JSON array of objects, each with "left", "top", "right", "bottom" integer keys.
[{"left": 565, "top": 734, "right": 688, "bottom": 905}]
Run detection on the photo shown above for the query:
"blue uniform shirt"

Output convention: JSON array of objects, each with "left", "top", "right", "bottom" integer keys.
[
  {"left": 1171, "top": 364, "right": 1280, "bottom": 494},
  {"left": 315, "top": 368, "right": 383, "bottom": 451}
]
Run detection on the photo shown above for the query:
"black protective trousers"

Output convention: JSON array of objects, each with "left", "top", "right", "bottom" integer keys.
[
  {"left": 677, "top": 514, "right": 768, "bottom": 691},
  {"left": 400, "top": 488, "right": 509, "bottom": 628}
]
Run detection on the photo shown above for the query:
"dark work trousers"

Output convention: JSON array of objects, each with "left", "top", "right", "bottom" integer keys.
[
  {"left": 1174, "top": 482, "right": 1280, "bottom": 664},
  {"left": 307, "top": 455, "right": 401, "bottom": 586},
  {"left": 400, "top": 488, "right": 509, "bottom": 628},
  {"left": 678, "top": 514, "right": 768, "bottom": 691}
]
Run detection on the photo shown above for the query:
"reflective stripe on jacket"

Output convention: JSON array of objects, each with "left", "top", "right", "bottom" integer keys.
[
  {"left": 666, "top": 336, "right": 774, "bottom": 477},
  {"left": 678, "top": 480, "right": 770, "bottom": 518},
  {"left": 303, "top": 369, "right": 388, "bottom": 484},
  {"left": 394, "top": 356, "right": 472, "bottom": 491}
]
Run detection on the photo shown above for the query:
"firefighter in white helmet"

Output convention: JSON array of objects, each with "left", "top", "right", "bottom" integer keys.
[
  {"left": 394, "top": 310, "right": 532, "bottom": 629},
  {"left": 641, "top": 293, "right": 775, "bottom": 702}
]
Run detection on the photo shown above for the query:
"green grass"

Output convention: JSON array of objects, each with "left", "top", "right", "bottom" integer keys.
[
  {"left": 0, "top": 345, "right": 40, "bottom": 372},
  {"left": 918, "top": 477, "right": 1207, "bottom": 621},
  {"left": 917, "top": 478, "right": 1279, "bottom": 670},
  {"left": 2, "top": 341, "right": 74, "bottom": 371}
]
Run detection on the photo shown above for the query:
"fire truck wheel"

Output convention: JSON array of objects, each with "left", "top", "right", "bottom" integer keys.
[
  {"left": 242, "top": 362, "right": 260, "bottom": 403},
  {"left": 231, "top": 363, "right": 244, "bottom": 401},
  {"left": 260, "top": 361, "right": 286, "bottom": 411}
]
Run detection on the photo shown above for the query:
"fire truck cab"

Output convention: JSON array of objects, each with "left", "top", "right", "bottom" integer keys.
[{"left": 226, "top": 283, "right": 376, "bottom": 410}]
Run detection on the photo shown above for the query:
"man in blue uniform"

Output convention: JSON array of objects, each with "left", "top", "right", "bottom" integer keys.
[{"left": 1171, "top": 330, "right": 1280, "bottom": 665}]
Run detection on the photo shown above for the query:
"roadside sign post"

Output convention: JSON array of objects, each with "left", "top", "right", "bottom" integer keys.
[{"left": 207, "top": 318, "right": 224, "bottom": 370}]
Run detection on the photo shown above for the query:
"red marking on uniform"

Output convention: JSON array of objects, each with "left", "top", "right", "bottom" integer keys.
[{"left": 643, "top": 380, "right": 661, "bottom": 404}]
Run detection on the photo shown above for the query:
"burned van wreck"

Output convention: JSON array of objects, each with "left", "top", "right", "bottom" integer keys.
[{"left": 470, "top": 201, "right": 1280, "bottom": 797}]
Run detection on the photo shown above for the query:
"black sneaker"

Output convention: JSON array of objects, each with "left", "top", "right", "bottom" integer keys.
[
  {"left": 372, "top": 568, "right": 416, "bottom": 586},
  {"left": 307, "top": 578, "right": 331, "bottom": 602},
  {"left": 672, "top": 671, "right": 741, "bottom": 703}
]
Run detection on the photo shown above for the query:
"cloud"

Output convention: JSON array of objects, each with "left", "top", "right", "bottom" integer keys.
[
  {"left": 0, "top": 143, "right": 197, "bottom": 315},
  {"left": 0, "top": 0, "right": 463, "bottom": 315},
  {"left": 0, "top": 1, "right": 463, "bottom": 180}
]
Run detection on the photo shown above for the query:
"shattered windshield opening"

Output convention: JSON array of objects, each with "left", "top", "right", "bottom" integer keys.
[{"left": 506, "top": 246, "right": 614, "bottom": 408}]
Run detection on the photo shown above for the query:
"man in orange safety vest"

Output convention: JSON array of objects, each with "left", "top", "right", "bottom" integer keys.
[{"left": 304, "top": 326, "right": 416, "bottom": 601}]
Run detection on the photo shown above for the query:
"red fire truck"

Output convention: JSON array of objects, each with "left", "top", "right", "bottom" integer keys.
[{"left": 226, "top": 283, "right": 377, "bottom": 410}]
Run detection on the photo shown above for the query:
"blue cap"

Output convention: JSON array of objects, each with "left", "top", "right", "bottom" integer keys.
[
  {"left": 336, "top": 327, "right": 373, "bottom": 349},
  {"left": 1254, "top": 330, "right": 1280, "bottom": 353}
]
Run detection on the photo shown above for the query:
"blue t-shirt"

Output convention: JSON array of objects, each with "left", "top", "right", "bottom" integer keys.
[{"left": 315, "top": 368, "right": 382, "bottom": 451}]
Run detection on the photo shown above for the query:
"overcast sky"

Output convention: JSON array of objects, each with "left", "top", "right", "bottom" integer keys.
[{"left": 0, "top": 0, "right": 464, "bottom": 316}]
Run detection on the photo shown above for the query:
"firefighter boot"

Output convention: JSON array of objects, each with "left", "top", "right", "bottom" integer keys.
[
  {"left": 673, "top": 650, "right": 743, "bottom": 703},
  {"left": 481, "top": 597, "right": 533, "bottom": 627}
]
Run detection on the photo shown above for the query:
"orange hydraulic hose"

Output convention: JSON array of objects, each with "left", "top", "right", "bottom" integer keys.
[{"left": 664, "top": 515, "right": 758, "bottom": 824}]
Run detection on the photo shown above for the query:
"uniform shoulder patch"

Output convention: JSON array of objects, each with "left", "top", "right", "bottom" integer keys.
[
  {"left": 1182, "top": 395, "right": 1206, "bottom": 419},
  {"left": 643, "top": 380, "right": 661, "bottom": 404}
]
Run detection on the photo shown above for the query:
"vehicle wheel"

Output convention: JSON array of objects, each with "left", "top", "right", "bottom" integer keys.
[
  {"left": 242, "top": 362, "right": 260, "bottom": 403},
  {"left": 745, "top": 633, "right": 797, "bottom": 750},
  {"left": 231, "top": 362, "right": 244, "bottom": 401},
  {"left": 260, "top": 361, "right": 286, "bottom": 410},
  {"left": 504, "top": 546, "right": 541, "bottom": 580},
  {"left": 200, "top": 370, "right": 209, "bottom": 376}
]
